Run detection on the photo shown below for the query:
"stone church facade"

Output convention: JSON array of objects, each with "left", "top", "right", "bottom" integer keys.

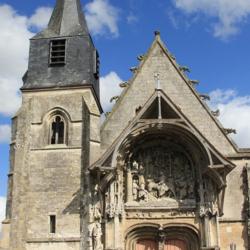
[{"left": 1, "top": 0, "right": 250, "bottom": 250}]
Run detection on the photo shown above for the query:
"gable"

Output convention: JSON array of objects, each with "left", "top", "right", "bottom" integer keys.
[
  {"left": 91, "top": 89, "right": 235, "bottom": 219},
  {"left": 101, "top": 34, "right": 237, "bottom": 156}
]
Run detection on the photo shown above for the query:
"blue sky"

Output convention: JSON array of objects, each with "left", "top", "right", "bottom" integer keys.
[{"left": 1, "top": 0, "right": 250, "bottom": 229}]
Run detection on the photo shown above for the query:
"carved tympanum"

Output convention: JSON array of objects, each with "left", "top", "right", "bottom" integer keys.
[{"left": 126, "top": 145, "right": 196, "bottom": 204}]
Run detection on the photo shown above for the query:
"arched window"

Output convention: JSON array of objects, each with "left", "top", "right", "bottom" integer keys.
[{"left": 50, "top": 115, "right": 65, "bottom": 144}]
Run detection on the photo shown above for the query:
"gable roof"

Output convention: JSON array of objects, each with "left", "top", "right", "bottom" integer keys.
[
  {"left": 94, "top": 89, "right": 235, "bottom": 172},
  {"left": 101, "top": 32, "right": 238, "bottom": 156}
]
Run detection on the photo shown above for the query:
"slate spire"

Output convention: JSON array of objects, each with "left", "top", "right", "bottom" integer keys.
[
  {"left": 47, "top": 0, "right": 89, "bottom": 36},
  {"left": 34, "top": 0, "right": 89, "bottom": 38}
]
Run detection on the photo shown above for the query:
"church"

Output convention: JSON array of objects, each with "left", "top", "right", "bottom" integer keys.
[{"left": 1, "top": 0, "right": 250, "bottom": 249}]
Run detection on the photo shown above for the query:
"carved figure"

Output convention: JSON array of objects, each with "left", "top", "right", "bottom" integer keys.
[
  {"left": 93, "top": 184, "right": 102, "bottom": 221},
  {"left": 94, "top": 204, "right": 101, "bottom": 221},
  {"left": 147, "top": 179, "right": 169, "bottom": 198},
  {"left": 132, "top": 161, "right": 139, "bottom": 171},
  {"left": 158, "top": 172, "right": 170, "bottom": 197},
  {"left": 138, "top": 183, "right": 148, "bottom": 202},
  {"left": 138, "top": 165, "right": 145, "bottom": 186},
  {"left": 92, "top": 223, "right": 103, "bottom": 250},
  {"left": 132, "top": 178, "right": 139, "bottom": 200},
  {"left": 175, "top": 175, "right": 188, "bottom": 199},
  {"left": 147, "top": 174, "right": 174, "bottom": 199}
]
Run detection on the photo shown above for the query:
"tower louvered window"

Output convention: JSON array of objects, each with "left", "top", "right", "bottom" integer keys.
[
  {"left": 49, "top": 39, "right": 66, "bottom": 66},
  {"left": 93, "top": 50, "right": 100, "bottom": 79}
]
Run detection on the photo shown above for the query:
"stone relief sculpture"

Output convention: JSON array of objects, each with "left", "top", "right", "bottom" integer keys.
[
  {"left": 90, "top": 184, "right": 102, "bottom": 223},
  {"left": 92, "top": 223, "right": 103, "bottom": 250},
  {"left": 138, "top": 183, "right": 149, "bottom": 202},
  {"left": 126, "top": 145, "right": 196, "bottom": 205},
  {"left": 132, "top": 178, "right": 139, "bottom": 200},
  {"left": 88, "top": 184, "right": 104, "bottom": 250}
]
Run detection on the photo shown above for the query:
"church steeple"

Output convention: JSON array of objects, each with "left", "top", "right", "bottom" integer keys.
[
  {"left": 36, "top": 0, "right": 89, "bottom": 38},
  {"left": 22, "top": 0, "right": 100, "bottom": 99}
]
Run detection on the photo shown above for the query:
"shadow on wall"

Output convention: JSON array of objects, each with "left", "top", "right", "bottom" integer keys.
[
  {"left": 62, "top": 189, "right": 81, "bottom": 214},
  {"left": 241, "top": 167, "right": 248, "bottom": 249}
]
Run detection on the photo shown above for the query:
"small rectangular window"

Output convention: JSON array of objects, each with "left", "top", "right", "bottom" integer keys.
[
  {"left": 49, "top": 39, "right": 66, "bottom": 66},
  {"left": 50, "top": 215, "right": 56, "bottom": 233}
]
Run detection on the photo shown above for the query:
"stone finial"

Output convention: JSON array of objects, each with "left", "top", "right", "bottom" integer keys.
[
  {"left": 211, "top": 109, "right": 220, "bottom": 117},
  {"left": 110, "top": 96, "right": 119, "bottom": 103},
  {"left": 119, "top": 81, "right": 129, "bottom": 88},
  {"left": 137, "top": 55, "right": 145, "bottom": 61},
  {"left": 224, "top": 128, "right": 237, "bottom": 135},
  {"left": 130, "top": 67, "right": 138, "bottom": 73},
  {"left": 199, "top": 94, "right": 210, "bottom": 101},
  {"left": 169, "top": 54, "right": 176, "bottom": 60},
  {"left": 154, "top": 30, "right": 161, "bottom": 36},
  {"left": 179, "top": 66, "right": 191, "bottom": 73},
  {"left": 136, "top": 106, "right": 142, "bottom": 114},
  {"left": 105, "top": 112, "right": 111, "bottom": 117},
  {"left": 189, "top": 80, "right": 200, "bottom": 85}
]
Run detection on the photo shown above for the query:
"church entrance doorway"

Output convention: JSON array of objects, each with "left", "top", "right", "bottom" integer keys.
[
  {"left": 135, "top": 239, "right": 187, "bottom": 250},
  {"left": 136, "top": 239, "right": 158, "bottom": 250},
  {"left": 126, "top": 225, "right": 199, "bottom": 250},
  {"left": 164, "top": 239, "right": 187, "bottom": 250}
]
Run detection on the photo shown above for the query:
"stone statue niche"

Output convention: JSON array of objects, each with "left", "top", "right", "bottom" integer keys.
[
  {"left": 125, "top": 145, "right": 196, "bottom": 207},
  {"left": 91, "top": 223, "right": 103, "bottom": 250},
  {"left": 202, "top": 178, "right": 219, "bottom": 216}
]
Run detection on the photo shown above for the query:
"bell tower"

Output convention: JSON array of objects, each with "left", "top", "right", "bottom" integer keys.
[
  {"left": 1, "top": 0, "right": 102, "bottom": 249},
  {"left": 23, "top": 0, "right": 100, "bottom": 95}
]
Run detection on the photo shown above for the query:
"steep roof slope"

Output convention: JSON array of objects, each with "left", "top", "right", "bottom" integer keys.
[
  {"left": 34, "top": 0, "right": 89, "bottom": 39},
  {"left": 101, "top": 33, "right": 237, "bottom": 156}
]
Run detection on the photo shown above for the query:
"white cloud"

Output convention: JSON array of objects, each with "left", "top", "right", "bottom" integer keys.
[
  {"left": 172, "top": 0, "right": 250, "bottom": 39},
  {"left": 0, "top": 125, "right": 11, "bottom": 144},
  {"left": 85, "top": 0, "right": 120, "bottom": 37},
  {"left": 0, "top": 197, "right": 6, "bottom": 238},
  {"left": 28, "top": 7, "right": 52, "bottom": 30},
  {"left": 0, "top": 4, "right": 32, "bottom": 116},
  {"left": 209, "top": 89, "right": 250, "bottom": 148},
  {"left": 100, "top": 71, "right": 122, "bottom": 112},
  {"left": 0, "top": 4, "right": 52, "bottom": 117}
]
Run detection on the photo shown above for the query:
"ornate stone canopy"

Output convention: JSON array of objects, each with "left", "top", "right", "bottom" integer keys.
[
  {"left": 91, "top": 120, "right": 234, "bottom": 215},
  {"left": 88, "top": 90, "right": 236, "bottom": 249}
]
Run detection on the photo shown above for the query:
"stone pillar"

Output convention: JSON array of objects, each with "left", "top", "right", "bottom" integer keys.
[
  {"left": 126, "top": 168, "right": 133, "bottom": 202},
  {"left": 204, "top": 216, "right": 211, "bottom": 247},
  {"left": 80, "top": 99, "right": 91, "bottom": 250}
]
